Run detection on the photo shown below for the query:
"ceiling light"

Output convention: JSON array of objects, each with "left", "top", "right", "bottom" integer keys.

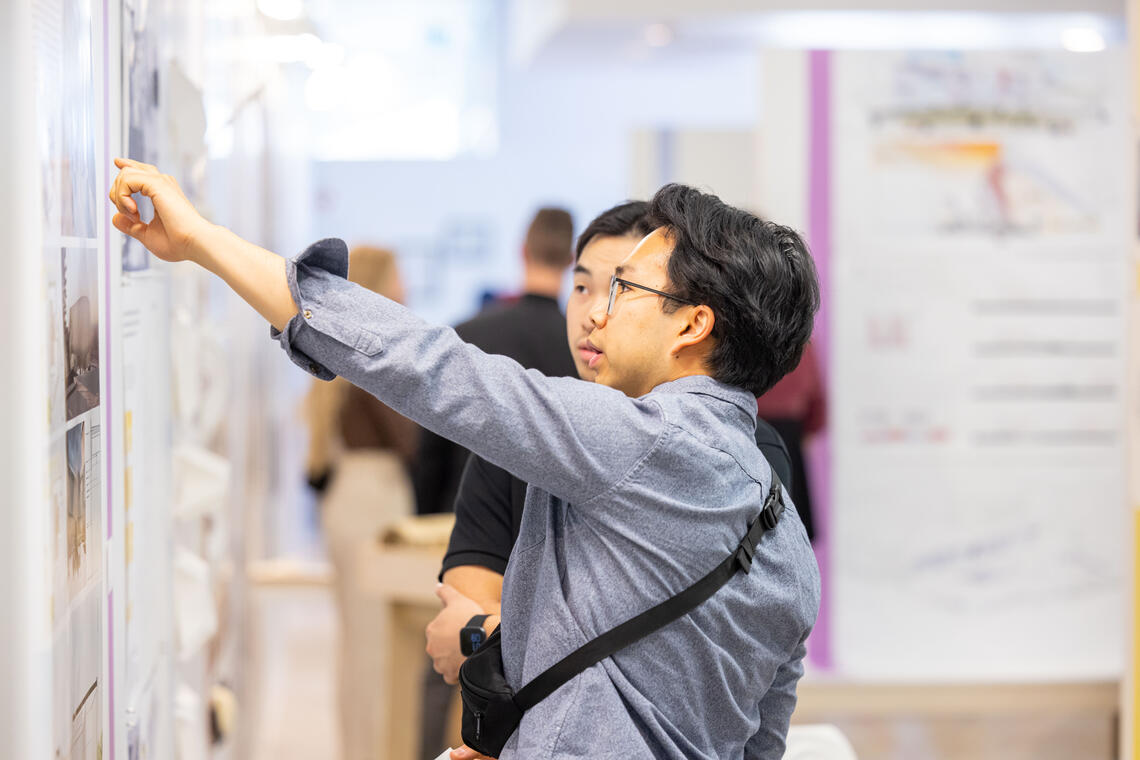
[
  {"left": 644, "top": 22, "right": 673, "bottom": 48},
  {"left": 257, "top": 0, "right": 304, "bottom": 22},
  {"left": 1061, "top": 27, "right": 1106, "bottom": 52}
]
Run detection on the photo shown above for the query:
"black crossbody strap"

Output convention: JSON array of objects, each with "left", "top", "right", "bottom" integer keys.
[{"left": 513, "top": 471, "right": 784, "bottom": 711}]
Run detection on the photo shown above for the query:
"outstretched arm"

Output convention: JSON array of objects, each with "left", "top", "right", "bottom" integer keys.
[
  {"left": 109, "top": 158, "right": 297, "bottom": 330},
  {"left": 109, "top": 160, "right": 663, "bottom": 507}
]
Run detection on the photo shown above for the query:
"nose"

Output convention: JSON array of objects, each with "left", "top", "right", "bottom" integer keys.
[{"left": 588, "top": 301, "right": 609, "bottom": 330}]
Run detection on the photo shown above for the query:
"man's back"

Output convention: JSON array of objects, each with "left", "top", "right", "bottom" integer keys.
[{"left": 458, "top": 295, "right": 577, "bottom": 377}]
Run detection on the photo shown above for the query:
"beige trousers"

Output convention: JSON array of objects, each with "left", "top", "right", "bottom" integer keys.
[{"left": 321, "top": 451, "right": 414, "bottom": 760}]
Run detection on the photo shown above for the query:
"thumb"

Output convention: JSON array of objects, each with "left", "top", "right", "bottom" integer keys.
[
  {"left": 435, "top": 583, "right": 461, "bottom": 606},
  {"left": 450, "top": 745, "right": 486, "bottom": 760}
]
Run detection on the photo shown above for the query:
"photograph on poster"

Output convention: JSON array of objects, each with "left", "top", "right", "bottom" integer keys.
[
  {"left": 65, "top": 417, "right": 102, "bottom": 600},
  {"left": 45, "top": 251, "right": 68, "bottom": 430},
  {"left": 34, "top": 0, "right": 63, "bottom": 236},
  {"left": 52, "top": 582, "right": 103, "bottom": 760},
  {"left": 49, "top": 434, "right": 66, "bottom": 625},
  {"left": 60, "top": 0, "right": 98, "bottom": 239},
  {"left": 53, "top": 418, "right": 103, "bottom": 759},
  {"left": 64, "top": 592, "right": 103, "bottom": 760},
  {"left": 62, "top": 248, "right": 100, "bottom": 420},
  {"left": 123, "top": 0, "right": 161, "bottom": 271},
  {"left": 40, "top": 113, "right": 62, "bottom": 237},
  {"left": 66, "top": 421, "right": 88, "bottom": 582},
  {"left": 70, "top": 690, "right": 101, "bottom": 760}
]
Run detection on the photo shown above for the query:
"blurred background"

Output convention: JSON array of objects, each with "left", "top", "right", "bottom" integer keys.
[{"left": 2, "top": 0, "right": 1139, "bottom": 759}]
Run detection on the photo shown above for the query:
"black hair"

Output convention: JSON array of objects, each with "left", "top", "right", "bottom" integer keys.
[
  {"left": 575, "top": 200, "right": 655, "bottom": 260},
  {"left": 646, "top": 184, "right": 820, "bottom": 397}
]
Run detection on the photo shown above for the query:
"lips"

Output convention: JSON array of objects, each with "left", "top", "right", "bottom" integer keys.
[{"left": 578, "top": 339, "right": 603, "bottom": 369}]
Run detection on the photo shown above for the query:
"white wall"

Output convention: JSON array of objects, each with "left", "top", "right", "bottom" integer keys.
[
  {"left": 310, "top": 45, "right": 759, "bottom": 325},
  {"left": 1, "top": 2, "right": 48, "bottom": 757}
]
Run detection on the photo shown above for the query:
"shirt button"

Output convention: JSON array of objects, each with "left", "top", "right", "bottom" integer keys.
[{"left": 303, "top": 309, "right": 313, "bottom": 319}]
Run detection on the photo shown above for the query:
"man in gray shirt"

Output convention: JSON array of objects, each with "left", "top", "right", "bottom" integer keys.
[{"left": 110, "top": 159, "right": 822, "bottom": 759}]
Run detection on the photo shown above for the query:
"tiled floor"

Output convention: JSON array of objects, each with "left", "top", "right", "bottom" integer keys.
[{"left": 248, "top": 585, "right": 340, "bottom": 760}]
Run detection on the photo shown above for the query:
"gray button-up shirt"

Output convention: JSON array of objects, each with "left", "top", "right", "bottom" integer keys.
[{"left": 275, "top": 239, "right": 820, "bottom": 759}]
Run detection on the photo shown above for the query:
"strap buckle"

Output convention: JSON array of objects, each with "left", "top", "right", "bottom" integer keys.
[
  {"left": 759, "top": 505, "right": 779, "bottom": 531},
  {"left": 735, "top": 536, "right": 755, "bottom": 573}
]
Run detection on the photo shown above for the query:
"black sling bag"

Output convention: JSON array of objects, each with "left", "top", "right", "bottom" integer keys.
[{"left": 457, "top": 472, "right": 785, "bottom": 757}]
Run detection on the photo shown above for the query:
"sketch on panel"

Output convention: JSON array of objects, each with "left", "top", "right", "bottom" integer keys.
[
  {"left": 864, "top": 52, "right": 1116, "bottom": 239},
  {"left": 832, "top": 50, "right": 1129, "bottom": 680}
]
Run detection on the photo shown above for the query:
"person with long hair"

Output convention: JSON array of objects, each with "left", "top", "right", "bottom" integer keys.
[{"left": 303, "top": 245, "right": 420, "bottom": 760}]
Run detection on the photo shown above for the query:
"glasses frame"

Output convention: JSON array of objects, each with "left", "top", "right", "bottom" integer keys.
[{"left": 607, "top": 275, "right": 700, "bottom": 316}]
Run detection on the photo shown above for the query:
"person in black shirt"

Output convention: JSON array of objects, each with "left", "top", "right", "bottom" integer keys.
[
  {"left": 423, "top": 202, "right": 795, "bottom": 695},
  {"left": 413, "top": 207, "right": 578, "bottom": 518}
]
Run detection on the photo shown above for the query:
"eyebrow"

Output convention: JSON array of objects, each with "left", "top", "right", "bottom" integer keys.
[
  {"left": 573, "top": 264, "right": 590, "bottom": 275},
  {"left": 614, "top": 265, "right": 625, "bottom": 277}
]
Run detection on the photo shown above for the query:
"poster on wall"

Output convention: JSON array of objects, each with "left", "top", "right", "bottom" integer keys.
[
  {"left": 122, "top": 0, "right": 161, "bottom": 272},
  {"left": 831, "top": 50, "right": 1130, "bottom": 680},
  {"left": 34, "top": 0, "right": 107, "bottom": 756},
  {"left": 52, "top": 419, "right": 104, "bottom": 760}
]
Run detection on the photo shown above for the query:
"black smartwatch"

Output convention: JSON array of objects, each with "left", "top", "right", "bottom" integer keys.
[{"left": 460, "top": 614, "right": 490, "bottom": 656}]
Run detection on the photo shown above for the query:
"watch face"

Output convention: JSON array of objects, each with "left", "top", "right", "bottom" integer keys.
[{"left": 461, "top": 625, "right": 486, "bottom": 656}]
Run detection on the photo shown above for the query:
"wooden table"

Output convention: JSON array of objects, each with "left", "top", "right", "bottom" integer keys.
[{"left": 356, "top": 543, "right": 462, "bottom": 759}]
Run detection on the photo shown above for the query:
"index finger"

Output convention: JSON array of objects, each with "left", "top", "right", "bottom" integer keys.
[
  {"left": 108, "top": 170, "right": 138, "bottom": 216},
  {"left": 114, "top": 157, "right": 159, "bottom": 173},
  {"left": 110, "top": 167, "right": 166, "bottom": 216}
]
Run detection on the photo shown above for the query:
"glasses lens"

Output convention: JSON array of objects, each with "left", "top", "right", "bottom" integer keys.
[{"left": 608, "top": 275, "right": 618, "bottom": 315}]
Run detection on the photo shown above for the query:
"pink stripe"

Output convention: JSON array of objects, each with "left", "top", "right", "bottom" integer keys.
[
  {"left": 102, "top": 0, "right": 114, "bottom": 756},
  {"left": 805, "top": 49, "right": 834, "bottom": 670},
  {"left": 107, "top": 590, "right": 114, "bottom": 757},
  {"left": 102, "top": 0, "right": 111, "bottom": 544}
]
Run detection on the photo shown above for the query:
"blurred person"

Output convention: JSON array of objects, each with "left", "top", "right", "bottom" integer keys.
[
  {"left": 423, "top": 201, "right": 795, "bottom": 698},
  {"left": 303, "top": 245, "right": 420, "bottom": 760},
  {"left": 755, "top": 341, "right": 826, "bottom": 541},
  {"left": 110, "top": 161, "right": 822, "bottom": 760},
  {"left": 413, "top": 207, "right": 577, "bottom": 518}
]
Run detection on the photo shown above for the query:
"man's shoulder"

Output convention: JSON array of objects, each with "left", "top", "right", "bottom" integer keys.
[
  {"left": 455, "top": 299, "right": 538, "bottom": 345},
  {"left": 456, "top": 297, "right": 574, "bottom": 374}
]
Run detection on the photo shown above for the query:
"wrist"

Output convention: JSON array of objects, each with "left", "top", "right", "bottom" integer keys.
[{"left": 187, "top": 221, "right": 225, "bottom": 269}]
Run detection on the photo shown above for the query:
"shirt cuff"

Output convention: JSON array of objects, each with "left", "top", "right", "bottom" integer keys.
[{"left": 270, "top": 237, "right": 384, "bottom": 380}]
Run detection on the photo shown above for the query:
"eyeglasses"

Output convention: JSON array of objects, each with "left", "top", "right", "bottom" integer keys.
[{"left": 607, "top": 274, "right": 699, "bottom": 316}]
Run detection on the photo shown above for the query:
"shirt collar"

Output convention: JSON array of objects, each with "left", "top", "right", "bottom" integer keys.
[{"left": 646, "top": 375, "right": 757, "bottom": 420}]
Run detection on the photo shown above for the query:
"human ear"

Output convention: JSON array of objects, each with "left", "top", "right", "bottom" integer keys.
[{"left": 673, "top": 305, "right": 715, "bottom": 354}]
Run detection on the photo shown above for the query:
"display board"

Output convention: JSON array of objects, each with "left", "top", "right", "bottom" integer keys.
[
  {"left": 33, "top": 0, "right": 110, "bottom": 756},
  {"left": 28, "top": 0, "right": 184, "bottom": 757},
  {"left": 831, "top": 50, "right": 1132, "bottom": 680}
]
